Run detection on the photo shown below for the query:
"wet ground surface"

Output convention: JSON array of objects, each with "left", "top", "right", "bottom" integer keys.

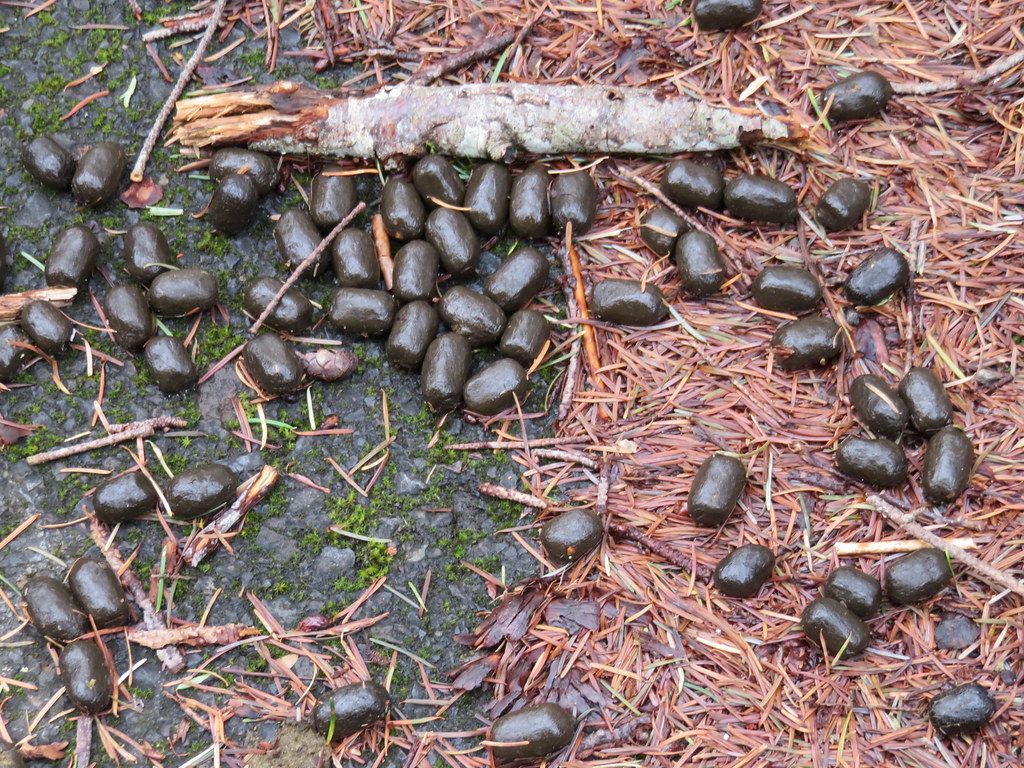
[{"left": 0, "top": 4, "right": 561, "bottom": 764}]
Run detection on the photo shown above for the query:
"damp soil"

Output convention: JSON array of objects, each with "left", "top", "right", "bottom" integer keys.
[{"left": 0, "top": 5, "right": 564, "bottom": 766}]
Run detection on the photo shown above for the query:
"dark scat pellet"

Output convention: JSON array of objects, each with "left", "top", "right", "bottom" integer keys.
[
  {"left": 72, "top": 142, "right": 125, "bottom": 207},
  {"left": 822, "top": 566, "right": 881, "bottom": 619},
  {"left": 835, "top": 436, "right": 907, "bottom": 488},
  {"left": 123, "top": 222, "right": 173, "bottom": 285},
  {"left": 425, "top": 208, "right": 479, "bottom": 275},
  {"left": 660, "top": 159, "right": 724, "bottom": 210},
  {"left": 499, "top": 309, "right": 549, "bottom": 367},
  {"left": 590, "top": 279, "right": 667, "bottom": 326},
  {"left": 750, "top": 265, "right": 821, "bottom": 313},
  {"left": 490, "top": 703, "right": 575, "bottom": 762},
  {"left": 771, "top": 316, "right": 842, "bottom": 370},
  {"left": 144, "top": 335, "right": 198, "bottom": 394},
  {"left": 849, "top": 374, "right": 909, "bottom": 439},
  {"left": 328, "top": 288, "right": 396, "bottom": 336},
  {"left": 674, "top": 231, "right": 727, "bottom": 297},
  {"left": 92, "top": 472, "right": 158, "bottom": 524},
  {"left": 688, "top": 453, "right": 746, "bottom": 527},
  {"left": 148, "top": 268, "right": 219, "bottom": 316},
  {"left": 310, "top": 164, "right": 356, "bottom": 231},
  {"left": 509, "top": 164, "right": 550, "bottom": 239},
  {"left": 815, "top": 178, "right": 871, "bottom": 232},
  {"left": 22, "top": 136, "right": 75, "bottom": 190},
  {"left": 421, "top": 333, "right": 473, "bottom": 412},
  {"left": 886, "top": 547, "right": 952, "bottom": 604},
  {"left": 0, "top": 326, "right": 30, "bottom": 383},
  {"left": 693, "top": 0, "right": 763, "bottom": 30},
  {"left": 386, "top": 301, "right": 439, "bottom": 370},
  {"left": 59, "top": 641, "right": 112, "bottom": 714},
  {"left": 23, "top": 575, "right": 86, "bottom": 641},
  {"left": 391, "top": 240, "right": 439, "bottom": 303},
  {"left": 465, "top": 163, "right": 510, "bottom": 235},
  {"left": 242, "top": 276, "right": 313, "bottom": 335},
  {"left": 540, "top": 509, "right": 603, "bottom": 564},
  {"left": 311, "top": 681, "right": 390, "bottom": 740},
  {"left": 207, "top": 173, "right": 257, "bottom": 236},
  {"left": 551, "top": 171, "right": 597, "bottom": 236},
  {"left": 822, "top": 71, "right": 894, "bottom": 123},
  {"left": 439, "top": 286, "right": 506, "bottom": 346},
  {"left": 331, "top": 229, "right": 379, "bottom": 288},
  {"left": 209, "top": 148, "right": 277, "bottom": 196},
  {"left": 68, "top": 557, "right": 130, "bottom": 629},
  {"left": 922, "top": 426, "right": 974, "bottom": 504},
  {"left": 724, "top": 174, "right": 798, "bottom": 224},
  {"left": 463, "top": 358, "right": 528, "bottom": 415},
  {"left": 898, "top": 367, "right": 953, "bottom": 436},
  {"left": 243, "top": 333, "right": 303, "bottom": 394},
  {"left": 639, "top": 206, "right": 687, "bottom": 256},
  {"left": 713, "top": 544, "right": 775, "bottom": 598},
  {"left": 20, "top": 300, "right": 72, "bottom": 356},
  {"left": 47, "top": 225, "right": 99, "bottom": 288},
  {"left": 104, "top": 285, "right": 156, "bottom": 351},
  {"left": 844, "top": 247, "right": 909, "bottom": 306},
  {"left": 275, "top": 209, "right": 329, "bottom": 277},
  {"left": 381, "top": 177, "right": 426, "bottom": 240},
  {"left": 929, "top": 682, "right": 996, "bottom": 737},
  {"left": 801, "top": 597, "right": 870, "bottom": 658},
  {"left": 484, "top": 246, "right": 550, "bottom": 312},
  {"left": 412, "top": 155, "right": 464, "bottom": 208},
  {"left": 165, "top": 463, "right": 238, "bottom": 520}
]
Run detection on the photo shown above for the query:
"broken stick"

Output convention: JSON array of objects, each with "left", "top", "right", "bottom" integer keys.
[
  {"left": 87, "top": 516, "right": 187, "bottom": 672},
  {"left": 172, "top": 81, "right": 798, "bottom": 161},
  {"left": 0, "top": 287, "right": 77, "bottom": 322}
]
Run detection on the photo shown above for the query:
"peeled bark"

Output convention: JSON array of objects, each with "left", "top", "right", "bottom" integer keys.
[{"left": 173, "top": 81, "right": 799, "bottom": 163}]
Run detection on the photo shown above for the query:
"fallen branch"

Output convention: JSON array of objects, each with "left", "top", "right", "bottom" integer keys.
[
  {"left": 0, "top": 287, "right": 77, "bottom": 322},
  {"left": 478, "top": 483, "right": 548, "bottom": 510},
  {"left": 180, "top": 465, "right": 280, "bottom": 566},
  {"left": 125, "top": 623, "right": 257, "bottom": 649},
  {"left": 608, "top": 523, "right": 691, "bottom": 570},
  {"left": 131, "top": 0, "right": 230, "bottom": 182},
  {"left": 26, "top": 417, "right": 187, "bottom": 466},
  {"left": 835, "top": 537, "right": 977, "bottom": 556},
  {"left": 172, "top": 81, "right": 798, "bottom": 160},
  {"left": 249, "top": 201, "right": 366, "bottom": 333},
  {"left": 892, "top": 49, "right": 1024, "bottom": 96},
  {"left": 867, "top": 495, "right": 1024, "bottom": 599},
  {"left": 87, "top": 516, "right": 187, "bottom": 672}
]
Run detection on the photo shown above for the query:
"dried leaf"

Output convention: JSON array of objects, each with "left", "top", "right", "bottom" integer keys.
[
  {"left": 0, "top": 415, "right": 39, "bottom": 446},
  {"left": 127, "top": 623, "right": 257, "bottom": 649},
  {"left": 21, "top": 743, "right": 69, "bottom": 760},
  {"left": 469, "top": 588, "right": 547, "bottom": 648},
  {"left": 119, "top": 178, "right": 163, "bottom": 209},
  {"left": 446, "top": 652, "right": 500, "bottom": 692},
  {"left": 544, "top": 599, "right": 601, "bottom": 633}
]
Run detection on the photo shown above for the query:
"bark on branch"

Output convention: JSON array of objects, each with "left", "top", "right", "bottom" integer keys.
[{"left": 172, "top": 82, "right": 800, "bottom": 162}]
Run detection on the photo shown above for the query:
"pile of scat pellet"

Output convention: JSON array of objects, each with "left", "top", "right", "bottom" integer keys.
[{"left": 3, "top": 61, "right": 996, "bottom": 758}]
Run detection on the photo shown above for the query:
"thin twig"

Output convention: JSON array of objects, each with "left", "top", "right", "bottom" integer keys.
[
  {"left": 619, "top": 167, "right": 701, "bottom": 229},
  {"left": 531, "top": 448, "right": 598, "bottom": 469},
  {"left": 867, "top": 495, "right": 1024, "bottom": 599},
  {"left": 478, "top": 483, "right": 548, "bottom": 510},
  {"left": 249, "top": 202, "right": 366, "bottom": 333},
  {"left": 87, "top": 516, "right": 186, "bottom": 672},
  {"left": 407, "top": 13, "right": 538, "bottom": 85},
  {"left": 448, "top": 437, "right": 590, "bottom": 450},
  {"left": 142, "top": 17, "right": 208, "bottom": 44},
  {"left": 563, "top": 221, "right": 602, "bottom": 376},
  {"left": 26, "top": 417, "right": 187, "bottom": 466},
  {"left": 130, "top": 0, "right": 230, "bottom": 182},
  {"left": 608, "top": 523, "right": 690, "bottom": 570},
  {"left": 893, "top": 49, "right": 1024, "bottom": 95},
  {"left": 127, "top": 0, "right": 141, "bottom": 20}
]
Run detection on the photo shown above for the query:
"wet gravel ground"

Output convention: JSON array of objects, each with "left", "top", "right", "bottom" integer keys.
[{"left": 0, "top": 4, "right": 562, "bottom": 764}]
